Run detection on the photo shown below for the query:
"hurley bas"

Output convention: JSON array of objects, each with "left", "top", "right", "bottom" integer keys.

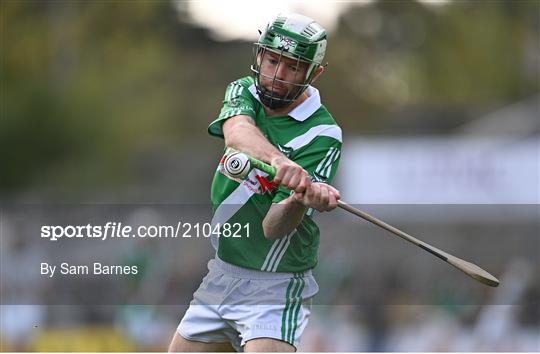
[{"left": 41, "top": 262, "right": 138, "bottom": 278}]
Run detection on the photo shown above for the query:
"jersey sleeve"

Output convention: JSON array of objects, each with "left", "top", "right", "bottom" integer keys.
[
  {"left": 208, "top": 80, "right": 257, "bottom": 138},
  {"left": 272, "top": 135, "right": 342, "bottom": 204}
]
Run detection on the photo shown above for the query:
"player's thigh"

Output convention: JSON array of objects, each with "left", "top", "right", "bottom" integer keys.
[
  {"left": 244, "top": 337, "right": 295, "bottom": 352},
  {"left": 168, "top": 331, "right": 235, "bottom": 352}
]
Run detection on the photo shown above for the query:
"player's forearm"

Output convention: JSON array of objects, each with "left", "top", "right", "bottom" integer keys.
[
  {"left": 223, "top": 116, "right": 283, "bottom": 165},
  {"left": 262, "top": 196, "right": 307, "bottom": 240}
]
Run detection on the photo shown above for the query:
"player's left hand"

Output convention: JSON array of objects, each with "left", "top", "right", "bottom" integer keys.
[{"left": 292, "top": 182, "right": 341, "bottom": 212}]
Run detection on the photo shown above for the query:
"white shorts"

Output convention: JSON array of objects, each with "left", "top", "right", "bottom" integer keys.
[{"left": 177, "top": 257, "right": 319, "bottom": 351}]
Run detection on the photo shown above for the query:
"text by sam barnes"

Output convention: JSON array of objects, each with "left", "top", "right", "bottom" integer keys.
[{"left": 41, "top": 262, "right": 138, "bottom": 277}]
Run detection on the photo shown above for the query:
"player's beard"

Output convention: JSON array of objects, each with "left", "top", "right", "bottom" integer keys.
[{"left": 258, "top": 84, "right": 302, "bottom": 110}]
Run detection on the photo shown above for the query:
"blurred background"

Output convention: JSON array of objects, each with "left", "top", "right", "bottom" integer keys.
[{"left": 1, "top": 0, "right": 538, "bottom": 351}]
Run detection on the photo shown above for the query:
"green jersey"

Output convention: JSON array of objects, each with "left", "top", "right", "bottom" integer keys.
[{"left": 208, "top": 76, "right": 342, "bottom": 272}]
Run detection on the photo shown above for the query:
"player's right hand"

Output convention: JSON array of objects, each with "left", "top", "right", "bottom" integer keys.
[
  {"left": 292, "top": 182, "right": 341, "bottom": 212},
  {"left": 271, "top": 156, "right": 311, "bottom": 193}
]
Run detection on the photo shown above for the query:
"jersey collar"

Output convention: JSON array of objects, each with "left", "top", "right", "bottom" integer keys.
[{"left": 248, "top": 84, "right": 321, "bottom": 122}]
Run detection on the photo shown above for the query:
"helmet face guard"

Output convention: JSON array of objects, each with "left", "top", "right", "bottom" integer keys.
[
  {"left": 251, "top": 45, "right": 316, "bottom": 110},
  {"left": 251, "top": 14, "right": 327, "bottom": 110}
]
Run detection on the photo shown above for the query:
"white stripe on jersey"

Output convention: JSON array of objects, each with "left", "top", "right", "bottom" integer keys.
[
  {"left": 321, "top": 148, "right": 340, "bottom": 179},
  {"left": 314, "top": 147, "right": 336, "bottom": 177},
  {"left": 226, "top": 82, "right": 242, "bottom": 101},
  {"left": 210, "top": 169, "right": 260, "bottom": 250},
  {"left": 270, "top": 232, "right": 293, "bottom": 272},
  {"left": 261, "top": 237, "right": 286, "bottom": 271},
  {"left": 261, "top": 231, "right": 294, "bottom": 272},
  {"left": 284, "top": 124, "right": 342, "bottom": 151}
]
